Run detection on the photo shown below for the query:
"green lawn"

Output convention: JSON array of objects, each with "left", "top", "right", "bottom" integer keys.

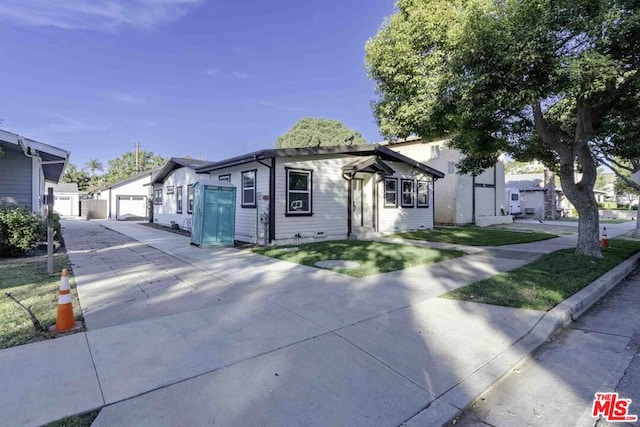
[
  {"left": 441, "top": 238, "right": 640, "bottom": 311},
  {"left": 0, "top": 253, "right": 83, "bottom": 349},
  {"left": 556, "top": 217, "right": 633, "bottom": 224},
  {"left": 394, "top": 226, "right": 556, "bottom": 246},
  {"left": 47, "top": 411, "right": 99, "bottom": 427},
  {"left": 252, "top": 240, "right": 464, "bottom": 277}
]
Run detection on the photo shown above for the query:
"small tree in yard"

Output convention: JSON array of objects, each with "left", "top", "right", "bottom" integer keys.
[
  {"left": 276, "top": 117, "right": 368, "bottom": 148},
  {"left": 366, "top": 0, "right": 640, "bottom": 257}
]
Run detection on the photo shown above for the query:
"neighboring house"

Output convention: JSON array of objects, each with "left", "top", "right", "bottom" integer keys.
[
  {"left": 0, "top": 129, "right": 69, "bottom": 214},
  {"left": 382, "top": 137, "right": 509, "bottom": 226},
  {"left": 152, "top": 145, "right": 444, "bottom": 245},
  {"left": 150, "top": 158, "right": 215, "bottom": 229},
  {"left": 505, "top": 171, "right": 567, "bottom": 219},
  {"left": 49, "top": 182, "right": 80, "bottom": 216},
  {"left": 92, "top": 167, "right": 161, "bottom": 220}
]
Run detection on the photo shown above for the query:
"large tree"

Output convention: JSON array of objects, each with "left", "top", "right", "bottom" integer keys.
[
  {"left": 366, "top": 0, "right": 640, "bottom": 256},
  {"left": 102, "top": 150, "right": 167, "bottom": 185},
  {"left": 276, "top": 117, "right": 368, "bottom": 148},
  {"left": 60, "top": 163, "right": 94, "bottom": 192}
]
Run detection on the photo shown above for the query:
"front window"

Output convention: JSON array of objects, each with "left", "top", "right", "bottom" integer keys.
[
  {"left": 242, "top": 170, "right": 256, "bottom": 208},
  {"left": 402, "top": 179, "right": 415, "bottom": 207},
  {"left": 154, "top": 189, "right": 162, "bottom": 205},
  {"left": 417, "top": 180, "right": 429, "bottom": 207},
  {"left": 187, "top": 185, "right": 194, "bottom": 214},
  {"left": 176, "top": 186, "right": 183, "bottom": 214},
  {"left": 286, "top": 169, "right": 312, "bottom": 215},
  {"left": 384, "top": 178, "right": 397, "bottom": 207}
]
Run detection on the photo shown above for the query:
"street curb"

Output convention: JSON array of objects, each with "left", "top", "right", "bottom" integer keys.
[{"left": 402, "top": 251, "right": 640, "bottom": 427}]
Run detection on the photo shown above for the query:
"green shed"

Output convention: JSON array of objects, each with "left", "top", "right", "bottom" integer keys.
[{"left": 190, "top": 182, "right": 236, "bottom": 246}]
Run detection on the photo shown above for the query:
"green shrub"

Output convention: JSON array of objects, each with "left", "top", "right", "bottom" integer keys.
[
  {"left": 597, "top": 201, "right": 618, "bottom": 209},
  {"left": 0, "top": 204, "right": 43, "bottom": 257}
]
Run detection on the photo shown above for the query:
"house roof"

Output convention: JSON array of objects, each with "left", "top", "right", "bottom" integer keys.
[
  {"left": 93, "top": 167, "right": 162, "bottom": 193},
  {"left": 49, "top": 182, "right": 79, "bottom": 193},
  {"left": 342, "top": 156, "right": 395, "bottom": 176},
  {"left": 196, "top": 144, "right": 445, "bottom": 178},
  {"left": 152, "top": 157, "right": 215, "bottom": 184},
  {"left": 378, "top": 136, "right": 449, "bottom": 147},
  {"left": 0, "top": 129, "right": 70, "bottom": 182}
]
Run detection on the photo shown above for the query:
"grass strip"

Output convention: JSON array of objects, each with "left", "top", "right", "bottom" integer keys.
[
  {"left": 0, "top": 253, "right": 83, "bottom": 349},
  {"left": 441, "top": 239, "right": 640, "bottom": 311},
  {"left": 252, "top": 240, "right": 463, "bottom": 277},
  {"left": 394, "top": 226, "right": 556, "bottom": 246}
]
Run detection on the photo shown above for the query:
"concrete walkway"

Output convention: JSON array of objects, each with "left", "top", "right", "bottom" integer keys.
[{"left": 0, "top": 219, "right": 637, "bottom": 426}]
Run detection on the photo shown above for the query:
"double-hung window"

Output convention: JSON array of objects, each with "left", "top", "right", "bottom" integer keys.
[
  {"left": 417, "top": 180, "right": 430, "bottom": 207},
  {"left": 153, "top": 189, "right": 163, "bottom": 205},
  {"left": 187, "top": 185, "right": 194, "bottom": 214},
  {"left": 286, "top": 169, "right": 312, "bottom": 215},
  {"left": 176, "top": 186, "right": 183, "bottom": 214},
  {"left": 401, "top": 179, "right": 415, "bottom": 207},
  {"left": 384, "top": 178, "right": 398, "bottom": 207},
  {"left": 242, "top": 170, "right": 256, "bottom": 208}
]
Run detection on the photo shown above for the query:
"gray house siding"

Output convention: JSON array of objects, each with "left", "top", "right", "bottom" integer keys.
[{"left": 0, "top": 143, "right": 32, "bottom": 209}]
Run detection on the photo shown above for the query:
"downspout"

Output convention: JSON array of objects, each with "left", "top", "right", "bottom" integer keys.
[
  {"left": 472, "top": 175, "right": 476, "bottom": 225},
  {"left": 268, "top": 158, "right": 276, "bottom": 244},
  {"left": 493, "top": 166, "right": 497, "bottom": 216},
  {"left": 18, "top": 137, "right": 43, "bottom": 214}
]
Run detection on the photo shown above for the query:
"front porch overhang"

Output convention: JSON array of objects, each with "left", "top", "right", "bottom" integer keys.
[{"left": 341, "top": 155, "right": 395, "bottom": 178}]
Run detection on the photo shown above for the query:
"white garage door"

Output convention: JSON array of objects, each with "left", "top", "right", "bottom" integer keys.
[
  {"left": 116, "top": 196, "right": 147, "bottom": 220},
  {"left": 54, "top": 196, "right": 73, "bottom": 216}
]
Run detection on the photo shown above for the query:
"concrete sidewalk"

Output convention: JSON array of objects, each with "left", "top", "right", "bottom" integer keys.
[{"left": 0, "top": 219, "right": 637, "bottom": 426}]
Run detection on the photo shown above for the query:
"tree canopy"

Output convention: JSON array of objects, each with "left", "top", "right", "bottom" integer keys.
[
  {"left": 102, "top": 150, "right": 167, "bottom": 185},
  {"left": 60, "top": 163, "right": 94, "bottom": 192},
  {"left": 276, "top": 117, "right": 368, "bottom": 149},
  {"left": 366, "top": 0, "right": 640, "bottom": 256}
]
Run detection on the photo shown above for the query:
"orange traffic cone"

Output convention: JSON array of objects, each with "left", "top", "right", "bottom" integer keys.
[
  {"left": 49, "top": 268, "right": 81, "bottom": 334},
  {"left": 600, "top": 226, "right": 608, "bottom": 249}
]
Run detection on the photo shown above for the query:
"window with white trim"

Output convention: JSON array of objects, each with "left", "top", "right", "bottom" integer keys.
[
  {"left": 417, "top": 180, "right": 430, "bottom": 207},
  {"left": 219, "top": 174, "right": 231, "bottom": 182},
  {"left": 187, "top": 185, "right": 194, "bottom": 214},
  {"left": 286, "top": 169, "right": 312, "bottom": 215},
  {"left": 176, "top": 186, "right": 183, "bottom": 214},
  {"left": 153, "top": 189, "right": 163, "bottom": 205},
  {"left": 242, "top": 170, "right": 256, "bottom": 208},
  {"left": 384, "top": 178, "right": 398, "bottom": 207},
  {"left": 401, "top": 179, "right": 415, "bottom": 207}
]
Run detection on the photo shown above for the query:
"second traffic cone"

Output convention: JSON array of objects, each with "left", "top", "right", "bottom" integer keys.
[
  {"left": 49, "top": 268, "right": 81, "bottom": 334},
  {"left": 601, "top": 226, "right": 608, "bottom": 249}
]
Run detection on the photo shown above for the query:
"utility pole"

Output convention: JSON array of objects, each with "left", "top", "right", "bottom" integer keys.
[{"left": 135, "top": 142, "right": 140, "bottom": 173}]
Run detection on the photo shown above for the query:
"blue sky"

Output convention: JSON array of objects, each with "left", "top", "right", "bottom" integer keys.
[{"left": 0, "top": 0, "right": 397, "bottom": 172}]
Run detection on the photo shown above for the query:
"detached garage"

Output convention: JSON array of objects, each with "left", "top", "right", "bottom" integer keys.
[
  {"left": 92, "top": 167, "right": 161, "bottom": 220},
  {"left": 50, "top": 182, "right": 80, "bottom": 217},
  {"left": 116, "top": 195, "right": 147, "bottom": 220}
]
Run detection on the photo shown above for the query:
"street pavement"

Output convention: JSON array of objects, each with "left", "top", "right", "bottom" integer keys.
[
  {"left": 453, "top": 267, "right": 640, "bottom": 427},
  {"left": 0, "top": 219, "right": 637, "bottom": 426}
]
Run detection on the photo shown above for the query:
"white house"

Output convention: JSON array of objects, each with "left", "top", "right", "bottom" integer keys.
[
  {"left": 150, "top": 158, "right": 215, "bottom": 229},
  {"left": 0, "top": 129, "right": 69, "bottom": 215},
  {"left": 505, "top": 170, "right": 574, "bottom": 219},
  {"left": 152, "top": 145, "right": 444, "bottom": 245},
  {"left": 382, "top": 137, "right": 509, "bottom": 226},
  {"left": 92, "top": 167, "right": 162, "bottom": 220}
]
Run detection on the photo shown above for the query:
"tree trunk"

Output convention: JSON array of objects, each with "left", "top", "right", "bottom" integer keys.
[{"left": 557, "top": 146, "right": 603, "bottom": 258}]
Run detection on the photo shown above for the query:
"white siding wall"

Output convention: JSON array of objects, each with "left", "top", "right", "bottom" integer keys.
[
  {"left": 377, "top": 161, "right": 435, "bottom": 233},
  {"left": 205, "top": 162, "right": 271, "bottom": 244},
  {"left": 154, "top": 168, "right": 213, "bottom": 229},
  {"left": 274, "top": 155, "right": 352, "bottom": 244}
]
